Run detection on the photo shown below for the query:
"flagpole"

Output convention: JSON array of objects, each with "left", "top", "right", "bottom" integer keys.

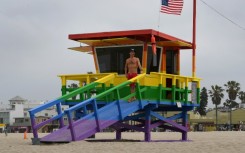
[
  {"left": 157, "top": 0, "right": 162, "bottom": 31},
  {"left": 192, "top": 0, "right": 196, "bottom": 77}
]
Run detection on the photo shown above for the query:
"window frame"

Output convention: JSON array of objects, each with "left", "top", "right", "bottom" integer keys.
[{"left": 95, "top": 45, "right": 144, "bottom": 75}]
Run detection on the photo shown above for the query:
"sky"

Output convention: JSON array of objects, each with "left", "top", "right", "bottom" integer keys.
[{"left": 0, "top": 0, "right": 245, "bottom": 108}]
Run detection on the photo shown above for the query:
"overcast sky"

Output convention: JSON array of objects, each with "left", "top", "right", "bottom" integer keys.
[{"left": 0, "top": 0, "right": 245, "bottom": 108}]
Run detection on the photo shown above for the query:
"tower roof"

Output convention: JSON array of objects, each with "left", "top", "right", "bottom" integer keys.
[{"left": 68, "top": 29, "right": 193, "bottom": 53}]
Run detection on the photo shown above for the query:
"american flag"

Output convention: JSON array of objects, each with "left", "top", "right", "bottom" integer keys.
[{"left": 160, "top": 0, "right": 184, "bottom": 15}]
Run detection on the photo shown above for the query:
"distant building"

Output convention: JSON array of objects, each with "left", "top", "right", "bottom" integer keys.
[
  {"left": 0, "top": 96, "right": 25, "bottom": 125},
  {"left": 239, "top": 103, "right": 245, "bottom": 109},
  {"left": 0, "top": 96, "right": 69, "bottom": 133},
  {"left": 9, "top": 96, "right": 27, "bottom": 105}
]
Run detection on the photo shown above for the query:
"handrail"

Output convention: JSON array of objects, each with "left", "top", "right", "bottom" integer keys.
[
  {"left": 150, "top": 72, "right": 201, "bottom": 86},
  {"left": 34, "top": 113, "right": 64, "bottom": 129},
  {"left": 150, "top": 72, "right": 201, "bottom": 104},
  {"left": 29, "top": 99, "right": 62, "bottom": 115},
  {"left": 65, "top": 73, "right": 146, "bottom": 141},
  {"left": 65, "top": 73, "right": 146, "bottom": 113},
  {"left": 58, "top": 73, "right": 113, "bottom": 78},
  {"left": 29, "top": 73, "right": 116, "bottom": 139},
  {"left": 59, "top": 73, "right": 115, "bottom": 100},
  {"left": 58, "top": 73, "right": 115, "bottom": 85},
  {"left": 150, "top": 72, "right": 201, "bottom": 80},
  {"left": 94, "top": 73, "right": 116, "bottom": 83},
  {"left": 128, "top": 73, "right": 146, "bottom": 83}
]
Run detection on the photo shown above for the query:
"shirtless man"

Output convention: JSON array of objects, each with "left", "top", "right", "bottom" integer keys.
[{"left": 125, "top": 49, "right": 143, "bottom": 102}]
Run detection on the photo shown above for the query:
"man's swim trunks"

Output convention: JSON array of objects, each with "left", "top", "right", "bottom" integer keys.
[{"left": 127, "top": 73, "right": 137, "bottom": 87}]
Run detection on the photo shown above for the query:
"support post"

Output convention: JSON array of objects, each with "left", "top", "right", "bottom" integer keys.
[
  {"left": 136, "top": 83, "right": 143, "bottom": 109},
  {"left": 182, "top": 109, "right": 188, "bottom": 141},
  {"left": 56, "top": 103, "right": 64, "bottom": 128},
  {"left": 116, "top": 89, "right": 123, "bottom": 120},
  {"left": 142, "top": 42, "right": 148, "bottom": 73},
  {"left": 30, "top": 113, "right": 38, "bottom": 139},
  {"left": 61, "top": 76, "right": 67, "bottom": 96},
  {"left": 144, "top": 108, "right": 151, "bottom": 142},
  {"left": 116, "top": 129, "right": 122, "bottom": 140},
  {"left": 93, "top": 99, "right": 101, "bottom": 132},
  {"left": 161, "top": 47, "right": 166, "bottom": 74},
  {"left": 67, "top": 111, "right": 76, "bottom": 141},
  {"left": 92, "top": 46, "right": 99, "bottom": 73}
]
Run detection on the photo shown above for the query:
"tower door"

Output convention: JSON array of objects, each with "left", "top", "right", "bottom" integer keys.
[
  {"left": 166, "top": 50, "right": 177, "bottom": 74},
  {"left": 166, "top": 50, "right": 178, "bottom": 89}
]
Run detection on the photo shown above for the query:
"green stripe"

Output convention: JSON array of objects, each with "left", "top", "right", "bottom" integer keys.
[
  {"left": 58, "top": 82, "right": 99, "bottom": 101},
  {"left": 61, "top": 86, "right": 66, "bottom": 96},
  {"left": 171, "top": 85, "right": 176, "bottom": 102},
  {"left": 197, "top": 88, "right": 200, "bottom": 104},
  {"left": 185, "top": 87, "right": 188, "bottom": 104},
  {"left": 95, "top": 81, "right": 130, "bottom": 99},
  {"left": 158, "top": 84, "right": 163, "bottom": 102}
]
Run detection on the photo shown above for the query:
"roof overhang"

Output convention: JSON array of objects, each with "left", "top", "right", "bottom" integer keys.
[{"left": 68, "top": 29, "right": 193, "bottom": 53}]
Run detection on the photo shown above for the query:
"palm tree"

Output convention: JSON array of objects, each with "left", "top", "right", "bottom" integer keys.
[
  {"left": 238, "top": 91, "right": 245, "bottom": 104},
  {"left": 224, "top": 81, "right": 240, "bottom": 130},
  {"left": 224, "top": 81, "right": 240, "bottom": 101},
  {"left": 68, "top": 83, "right": 78, "bottom": 100},
  {"left": 209, "top": 85, "right": 224, "bottom": 131}
]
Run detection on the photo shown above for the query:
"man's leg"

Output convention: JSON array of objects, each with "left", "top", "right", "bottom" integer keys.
[
  {"left": 130, "top": 85, "right": 136, "bottom": 101},
  {"left": 128, "top": 86, "right": 133, "bottom": 102},
  {"left": 130, "top": 73, "right": 137, "bottom": 101}
]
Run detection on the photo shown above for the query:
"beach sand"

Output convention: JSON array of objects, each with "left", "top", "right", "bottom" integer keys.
[{"left": 1, "top": 132, "right": 245, "bottom": 153}]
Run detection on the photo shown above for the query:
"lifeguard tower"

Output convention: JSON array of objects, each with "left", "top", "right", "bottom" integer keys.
[{"left": 29, "top": 29, "right": 201, "bottom": 143}]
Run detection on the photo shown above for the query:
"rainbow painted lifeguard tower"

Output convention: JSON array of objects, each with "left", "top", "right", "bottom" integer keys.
[{"left": 29, "top": 29, "right": 201, "bottom": 144}]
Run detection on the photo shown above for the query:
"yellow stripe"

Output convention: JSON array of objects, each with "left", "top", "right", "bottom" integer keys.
[
  {"left": 128, "top": 73, "right": 146, "bottom": 83},
  {"left": 185, "top": 78, "right": 189, "bottom": 88},
  {"left": 61, "top": 76, "right": 66, "bottom": 86},
  {"left": 148, "top": 72, "right": 201, "bottom": 88},
  {"left": 172, "top": 76, "right": 176, "bottom": 86},
  {"left": 94, "top": 73, "right": 116, "bottom": 83}
]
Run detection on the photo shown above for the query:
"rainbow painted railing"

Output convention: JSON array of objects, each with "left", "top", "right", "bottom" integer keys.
[
  {"left": 28, "top": 73, "right": 146, "bottom": 139},
  {"left": 28, "top": 73, "right": 117, "bottom": 138},
  {"left": 147, "top": 72, "right": 201, "bottom": 105},
  {"left": 64, "top": 73, "right": 147, "bottom": 140},
  {"left": 29, "top": 72, "right": 200, "bottom": 140}
]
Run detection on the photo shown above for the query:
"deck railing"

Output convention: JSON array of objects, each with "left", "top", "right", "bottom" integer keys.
[
  {"left": 28, "top": 73, "right": 116, "bottom": 139},
  {"left": 29, "top": 72, "right": 200, "bottom": 139},
  {"left": 150, "top": 72, "right": 201, "bottom": 105},
  {"left": 64, "top": 73, "right": 147, "bottom": 140}
]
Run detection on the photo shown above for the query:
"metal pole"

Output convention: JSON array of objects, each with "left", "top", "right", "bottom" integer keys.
[{"left": 192, "top": 0, "right": 197, "bottom": 77}]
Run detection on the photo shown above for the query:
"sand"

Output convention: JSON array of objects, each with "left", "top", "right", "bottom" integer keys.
[{"left": 1, "top": 132, "right": 245, "bottom": 153}]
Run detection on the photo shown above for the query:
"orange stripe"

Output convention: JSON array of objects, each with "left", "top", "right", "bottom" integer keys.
[
  {"left": 161, "top": 48, "right": 166, "bottom": 73},
  {"left": 192, "top": 48, "right": 196, "bottom": 77},
  {"left": 92, "top": 47, "right": 99, "bottom": 73},
  {"left": 142, "top": 43, "right": 148, "bottom": 72}
]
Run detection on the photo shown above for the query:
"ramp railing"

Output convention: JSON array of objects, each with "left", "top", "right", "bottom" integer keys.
[
  {"left": 64, "top": 73, "right": 147, "bottom": 141},
  {"left": 28, "top": 73, "right": 116, "bottom": 139},
  {"left": 58, "top": 73, "right": 115, "bottom": 102}
]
